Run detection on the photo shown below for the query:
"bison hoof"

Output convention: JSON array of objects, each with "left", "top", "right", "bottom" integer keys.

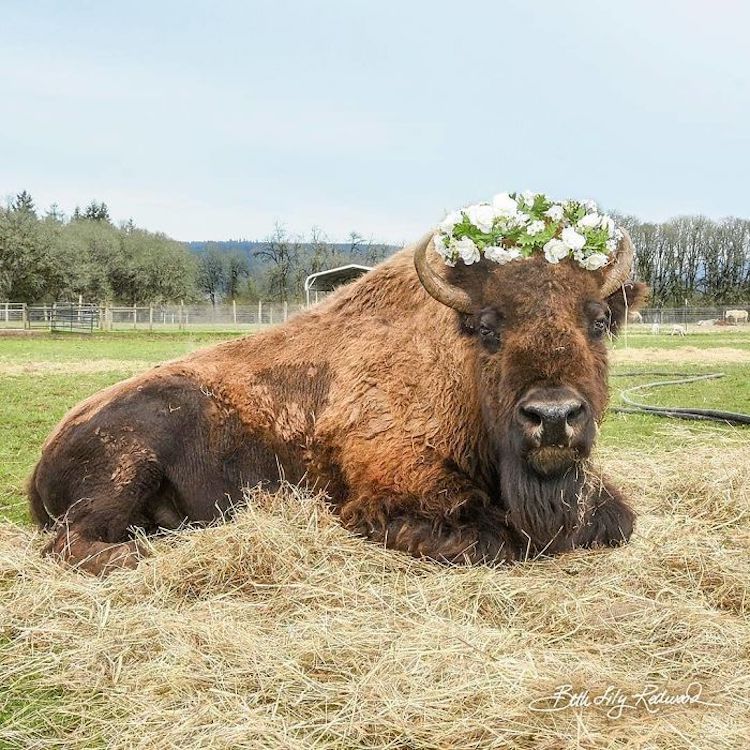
[
  {"left": 44, "top": 532, "right": 144, "bottom": 576},
  {"left": 578, "top": 501, "right": 635, "bottom": 549}
]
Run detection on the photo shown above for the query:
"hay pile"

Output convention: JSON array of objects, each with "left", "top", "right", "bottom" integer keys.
[{"left": 1, "top": 435, "right": 749, "bottom": 749}]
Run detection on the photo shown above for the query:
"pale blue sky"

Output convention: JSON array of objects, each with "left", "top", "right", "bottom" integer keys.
[{"left": 2, "top": 0, "right": 749, "bottom": 242}]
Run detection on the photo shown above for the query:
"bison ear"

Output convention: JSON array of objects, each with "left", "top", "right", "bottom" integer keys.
[{"left": 606, "top": 282, "right": 649, "bottom": 335}]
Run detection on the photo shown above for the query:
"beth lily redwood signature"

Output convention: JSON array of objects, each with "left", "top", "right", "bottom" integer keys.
[{"left": 528, "top": 682, "right": 720, "bottom": 720}]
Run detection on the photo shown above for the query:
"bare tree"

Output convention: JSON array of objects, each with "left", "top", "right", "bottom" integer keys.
[{"left": 255, "top": 223, "right": 299, "bottom": 302}]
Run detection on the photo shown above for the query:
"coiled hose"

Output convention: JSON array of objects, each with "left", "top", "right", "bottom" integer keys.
[{"left": 610, "top": 372, "right": 750, "bottom": 426}]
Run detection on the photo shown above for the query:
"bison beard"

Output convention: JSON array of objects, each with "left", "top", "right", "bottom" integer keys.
[{"left": 28, "top": 231, "right": 646, "bottom": 575}]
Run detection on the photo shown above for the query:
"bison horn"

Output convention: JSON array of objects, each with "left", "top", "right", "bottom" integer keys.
[
  {"left": 413, "top": 232, "right": 474, "bottom": 314},
  {"left": 600, "top": 228, "right": 636, "bottom": 298}
]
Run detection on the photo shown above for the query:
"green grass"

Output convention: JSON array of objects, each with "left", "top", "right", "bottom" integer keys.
[
  {"left": 613, "top": 329, "right": 750, "bottom": 350},
  {"left": 603, "top": 363, "right": 749, "bottom": 448},
  {"left": 0, "top": 330, "right": 245, "bottom": 364},
  {"left": 2, "top": 331, "right": 749, "bottom": 526}
]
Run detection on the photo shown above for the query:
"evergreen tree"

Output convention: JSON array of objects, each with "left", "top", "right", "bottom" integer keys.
[
  {"left": 12, "top": 190, "right": 36, "bottom": 216},
  {"left": 84, "top": 201, "right": 111, "bottom": 222}
]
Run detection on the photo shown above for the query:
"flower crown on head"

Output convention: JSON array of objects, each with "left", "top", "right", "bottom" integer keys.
[{"left": 433, "top": 191, "right": 623, "bottom": 271}]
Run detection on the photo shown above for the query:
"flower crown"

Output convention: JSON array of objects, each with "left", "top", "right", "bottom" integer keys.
[{"left": 433, "top": 191, "right": 622, "bottom": 271}]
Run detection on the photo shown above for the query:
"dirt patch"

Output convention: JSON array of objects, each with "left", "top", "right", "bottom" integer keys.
[
  {"left": 613, "top": 346, "right": 750, "bottom": 365},
  {"left": 0, "top": 360, "right": 152, "bottom": 376}
]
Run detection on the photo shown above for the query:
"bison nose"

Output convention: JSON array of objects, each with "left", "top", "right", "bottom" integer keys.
[{"left": 517, "top": 393, "right": 587, "bottom": 446}]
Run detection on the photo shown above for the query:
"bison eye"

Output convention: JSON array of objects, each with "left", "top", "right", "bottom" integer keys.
[
  {"left": 478, "top": 323, "right": 500, "bottom": 352},
  {"left": 591, "top": 317, "right": 609, "bottom": 339}
]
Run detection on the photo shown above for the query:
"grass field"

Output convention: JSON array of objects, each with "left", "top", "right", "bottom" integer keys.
[{"left": 1, "top": 330, "right": 749, "bottom": 748}]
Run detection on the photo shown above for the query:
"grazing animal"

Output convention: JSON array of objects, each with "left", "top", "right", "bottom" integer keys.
[
  {"left": 725, "top": 309, "right": 748, "bottom": 325},
  {"left": 696, "top": 319, "right": 718, "bottom": 327},
  {"left": 670, "top": 324, "right": 687, "bottom": 336},
  {"left": 651, "top": 323, "right": 661, "bottom": 335},
  {"left": 29, "top": 231, "right": 647, "bottom": 575}
]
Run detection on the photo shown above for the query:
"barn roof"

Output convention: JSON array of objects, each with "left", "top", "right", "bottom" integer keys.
[{"left": 303, "top": 264, "right": 372, "bottom": 293}]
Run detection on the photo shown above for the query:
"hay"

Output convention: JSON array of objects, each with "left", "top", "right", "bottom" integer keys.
[
  {"left": 0, "top": 360, "right": 152, "bottom": 377},
  {"left": 1, "top": 438, "right": 749, "bottom": 749}
]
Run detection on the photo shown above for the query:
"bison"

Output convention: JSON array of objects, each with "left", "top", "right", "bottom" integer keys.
[{"left": 28, "top": 230, "right": 647, "bottom": 574}]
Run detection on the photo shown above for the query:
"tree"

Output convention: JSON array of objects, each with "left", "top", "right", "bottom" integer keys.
[
  {"left": 196, "top": 246, "right": 226, "bottom": 306},
  {"left": 348, "top": 230, "right": 364, "bottom": 258},
  {"left": 45, "top": 203, "right": 64, "bottom": 222},
  {"left": 84, "top": 201, "right": 111, "bottom": 222},
  {"left": 0, "top": 203, "right": 50, "bottom": 301},
  {"left": 12, "top": 190, "right": 36, "bottom": 216},
  {"left": 255, "top": 223, "right": 298, "bottom": 302},
  {"left": 224, "top": 253, "right": 249, "bottom": 301}
]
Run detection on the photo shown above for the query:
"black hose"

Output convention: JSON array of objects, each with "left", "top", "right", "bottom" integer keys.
[{"left": 608, "top": 372, "right": 750, "bottom": 426}]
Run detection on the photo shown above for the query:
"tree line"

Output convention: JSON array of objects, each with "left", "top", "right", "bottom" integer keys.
[
  {"left": 618, "top": 214, "right": 750, "bottom": 305},
  {"left": 1, "top": 191, "right": 748, "bottom": 306},
  {"left": 0, "top": 192, "right": 393, "bottom": 305},
  {"left": 0, "top": 192, "right": 196, "bottom": 305}
]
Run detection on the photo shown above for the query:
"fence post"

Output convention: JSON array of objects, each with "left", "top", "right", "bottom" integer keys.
[
  {"left": 269, "top": 305, "right": 274, "bottom": 325},
  {"left": 133, "top": 304, "right": 137, "bottom": 330},
  {"left": 232, "top": 299, "right": 237, "bottom": 327},
  {"left": 179, "top": 300, "right": 184, "bottom": 331},
  {"left": 258, "top": 300, "right": 262, "bottom": 325},
  {"left": 4, "top": 302, "right": 7, "bottom": 323},
  {"left": 22, "top": 303, "right": 28, "bottom": 329},
  {"left": 149, "top": 305, "right": 153, "bottom": 332},
  {"left": 283, "top": 301, "right": 288, "bottom": 322}
]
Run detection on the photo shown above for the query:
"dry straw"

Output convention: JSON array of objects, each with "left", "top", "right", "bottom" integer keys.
[{"left": 1, "top": 433, "right": 749, "bottom": 749}]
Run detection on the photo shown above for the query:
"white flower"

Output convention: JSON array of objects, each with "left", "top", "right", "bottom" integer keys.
[
  {"left": 433, "top": 233, "right": 456, "bottom": 265},
  {"left": 454, "top": 237, "right": 480, "bottom": 265},
  {"left": 492, "top": 192, "right": 519, "bottom": 216},
  {"left": 600, "top": 215, "right": 615, "bottom": 234},
  {"left": 543, "top": 238, "right": 570, "bottom": 264},
  {"left": 439, "top": 209, "right": 464, "bottom": 233},
  {"left": 577, "top": 213, "right": 601, "bottom": 229},
  {"left": 485, "top": 245, "right": 522, "bottom": 264},
  {"left": 605, "top": 237, "right": 617, "bottom": 253},
  {"left": 520, "top": 190, "right": 536, "bottom": 207},
  {"left": 561, "top": 227, "right": 586, "bottom": 252},
  {"left": 578, "top": 252, "right": 610, "bottom": 270},
  {"left": 544, "top": 204, "right": 564, "bottom": 221},
  {"left": 582, "top": 199, "right": 598, "bottom": 212},
  {"left": 433, "top": 232, "right": 449, "bottom": 255},
  {"left": 527, "top": 220, "right": 545, "bottom": 236},
  {"left": 505, "top": 211, "right": 528, "bottom": 228},
  {"left": 465, "top": 203, "right": 496, "bottom": 233}
]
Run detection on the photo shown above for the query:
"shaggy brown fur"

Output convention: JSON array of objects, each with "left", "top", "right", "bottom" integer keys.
[{"left": 29, "top": 242, "right": 647, "bottom": 574}]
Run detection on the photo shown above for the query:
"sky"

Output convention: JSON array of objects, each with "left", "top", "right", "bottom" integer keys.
[{"left": 2, "top": 0, "right": 749, "bottom": 244}]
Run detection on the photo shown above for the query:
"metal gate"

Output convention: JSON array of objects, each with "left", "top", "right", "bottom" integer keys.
[{"left": 27, "top": 304, "right": 99, "bottom": 333}]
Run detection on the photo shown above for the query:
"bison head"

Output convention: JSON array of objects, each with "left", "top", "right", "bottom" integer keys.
[{"left": 415, "top": 231, "right": 647, "bottom": 479}]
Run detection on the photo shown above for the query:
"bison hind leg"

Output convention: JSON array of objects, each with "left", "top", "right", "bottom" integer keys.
[
  {"left": 43, "top": 530, "right": 143, "bottom": 576},
  {"left": 40, "top": 462, "right": 169, "bottom": 577}
]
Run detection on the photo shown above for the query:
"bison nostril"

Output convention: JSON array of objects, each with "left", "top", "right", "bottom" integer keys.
[
  {"left": 519, "top": 406, "right": 543, "bottom": 427},
  {"left": 566, "top": 404, "right": 584, "bottom": 424}
]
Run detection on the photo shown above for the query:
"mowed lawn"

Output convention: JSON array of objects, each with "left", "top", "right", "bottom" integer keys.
[{"left": 2, "top": 329, "right": 749, "bottom": 526}]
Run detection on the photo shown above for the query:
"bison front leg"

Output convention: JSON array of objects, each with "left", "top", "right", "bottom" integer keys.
[
  {"left": 381, "top": 511, "right": 521, "bottom": 565},
  {"left": 340, "top": 486, "right": 522, "bottom": 565},
  {"left": 574, "top": 481, "right": 635, "bottom": 549}
]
